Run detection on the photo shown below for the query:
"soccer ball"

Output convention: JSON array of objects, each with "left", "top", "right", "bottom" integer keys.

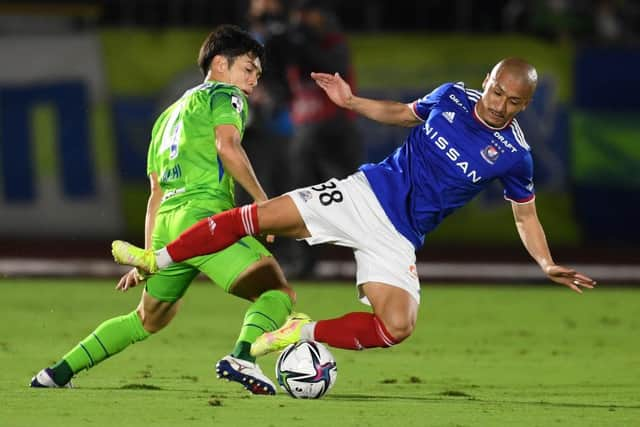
[{"left": 275, "top": 340, "right": 337, "bottom": 399}]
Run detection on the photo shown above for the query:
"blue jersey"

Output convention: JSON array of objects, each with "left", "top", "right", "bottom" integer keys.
[{"left": 359, "top": 82, "right": 535, "bottom": 249}]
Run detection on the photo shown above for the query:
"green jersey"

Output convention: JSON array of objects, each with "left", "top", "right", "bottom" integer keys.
[{"left": 147, "top": 81, "right": 248, "bottom": 212}]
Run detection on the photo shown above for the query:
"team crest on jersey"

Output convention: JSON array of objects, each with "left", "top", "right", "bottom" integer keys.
[
  {"left": 480, "top": 144, "right": 500, "bottom": 164},
  {"left": 442, "top": 111, "right": 456, "bottom": 123},
  {"left": 297, "top": 190, "right": 313, "bottom": 203},
  {"left": 231, "top": 95, "right": 243, "bottom": 114}
]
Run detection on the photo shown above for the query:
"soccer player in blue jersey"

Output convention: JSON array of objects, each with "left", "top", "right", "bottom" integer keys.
[{"left": 114, "top": 58, "right": 596, "bottom": 355}]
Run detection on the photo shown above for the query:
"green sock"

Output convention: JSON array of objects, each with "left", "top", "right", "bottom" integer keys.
[
  {"left": 232, "top": 289, "right": 293, "bottom": 362},
  {"left": 50, "top": 360, "right": 73, "bottom": 386},
  {"left": 53, "top": 310, "right": 151, "bottom": 383}
]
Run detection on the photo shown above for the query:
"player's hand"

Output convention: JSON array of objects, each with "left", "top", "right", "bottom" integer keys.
[
  {"left": 115, "top": 267, "right": 148, "bottom": 292},
  {"left": 544, "top": 264, "right": 596, "bottom": 293},
  {"left": 311, "top": 72, "right": 353, "bottom": 109}
]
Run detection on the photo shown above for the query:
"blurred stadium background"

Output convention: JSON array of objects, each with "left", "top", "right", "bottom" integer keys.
[{"left": 0, "top": 0, "right": 638, "bottom": 283}]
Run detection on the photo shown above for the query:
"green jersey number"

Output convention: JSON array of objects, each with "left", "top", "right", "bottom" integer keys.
[{"left": 159, "top": 100, "right": 185, "bottom": 160}]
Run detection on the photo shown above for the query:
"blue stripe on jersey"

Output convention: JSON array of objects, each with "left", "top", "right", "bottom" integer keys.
[
  {"left": 360, "top": 82, "right": 535, "bottom": 249},
  {"left": 217, "top": 155, "right": 225, "bottom": 182}
]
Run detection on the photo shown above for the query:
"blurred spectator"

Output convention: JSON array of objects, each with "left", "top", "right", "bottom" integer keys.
[
  {"left": 591, "top": 0, "right": 640, "bottom": 44},
  {"left": 529, "top": 0, "right": 592, "bottom": 42},
  {"left": 284, "top": 0, "right": 363, "bottom": 277},
  {"left": 594, "top": 0, "right": 623, "bottom": 42},
  {"left": 237, "top": 0, "right": 293, "bottom": 206},
  {"left": 502, "top": 0, "right": 529, "bottom": 33},
  {"left": 504, "top": 0, "right": 640, "bottom": 44}
]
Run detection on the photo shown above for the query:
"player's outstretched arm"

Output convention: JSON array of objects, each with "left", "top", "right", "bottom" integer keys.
[
  {"left": 511, "top": 200, "right": 596, "bottom": 293},
  {"left": 311, "top": 72, "right": 421, "bottom": 127},
  {"left": 216, "top": 124, "right": 275, "bottom": 243},
  {"left": 216, "top": 124, "right": 268, "bottom": 203}
]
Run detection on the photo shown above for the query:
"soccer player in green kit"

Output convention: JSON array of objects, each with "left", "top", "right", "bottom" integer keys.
[{"left": 30, "top": 25, "right": 294, "bottom": 395}]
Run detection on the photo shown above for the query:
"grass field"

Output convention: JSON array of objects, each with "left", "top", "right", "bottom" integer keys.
[{"left": 1, "top": 279, "right": 639, "bottom": 426}]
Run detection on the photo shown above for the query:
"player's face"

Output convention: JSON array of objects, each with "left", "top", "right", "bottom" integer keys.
[
  {"left": 226, "top": 54, "right": 262, "bottom": 96},
  {"left": 477, "top": 71, "right": 532, "bottom": 128}
]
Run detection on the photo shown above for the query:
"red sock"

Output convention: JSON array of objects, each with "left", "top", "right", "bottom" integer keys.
[
  {"left": 313, "top": 312, "right": 398, "bottom": 350},
  {"left": 166, "top": 204, "right": 260, "bottom": 263}
]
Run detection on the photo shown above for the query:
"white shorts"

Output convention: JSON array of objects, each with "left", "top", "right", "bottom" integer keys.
[{"left": 287, "top": 172, "right": 420, "bottom": 305}]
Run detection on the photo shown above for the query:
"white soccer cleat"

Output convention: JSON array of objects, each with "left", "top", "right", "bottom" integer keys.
[
  {"left": 215, "top": 355, "right": 276, "bottom": 395},
  {"left": 29, "top": 368, "right": 73, "bottom": 388}
]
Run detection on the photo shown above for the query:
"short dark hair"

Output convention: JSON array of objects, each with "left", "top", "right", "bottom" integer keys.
[{"left": 198, "top": 25, "right": 265, "bottom": 77}]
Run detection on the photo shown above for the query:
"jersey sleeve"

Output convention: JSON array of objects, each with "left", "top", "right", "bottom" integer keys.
[
  {"left": 410, "top": 82, "right": 453, "bottom": 121},
  {"left": 500, "top": 152, "right": 536, "bottom": 204},
  {"left": 146, "top": 117, "right": 164, "bottom": 176},
  {"left": 147, "top": 141, "right": 157, "bottom": 176},
  {"left": 209, "top": 89, "right": 247, "bottom": 134}
]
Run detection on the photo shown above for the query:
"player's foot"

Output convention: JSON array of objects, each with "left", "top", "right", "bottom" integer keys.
[
  {"left": 29, "top": 368, "right": 73, "bottom": 388},
  {"left": 215, "top": 355, "right": 276, "bottom": 395},
  {"left": 250, "top": 313, "right": 311, "bottom": 357},
  {"left": 111, "top": 240, "right": 158, "bottom": 274}
]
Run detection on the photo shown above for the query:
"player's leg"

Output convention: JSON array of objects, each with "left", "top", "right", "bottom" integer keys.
[
  {"left": 251, "top": 283, "right": 416, "bottom": 355},
  {"left": 32, "top": 206, "right": 194, "bottom": 388},
  {"left": 192, "top": 236, "right": 296, "bottom": 359},
  {"left": 251, "top": 172, "right": 421, "bottom": 355},
  {"left": 310, "top": 281, "right": 417, "bottom": 347},
  {"left": 218, "top": 257, "right": 295, "bottom": 395},
  {"left": 300, "top": 262, "right": 419, "bottom": 349},
  {"left": 303, "top": 171, "right": 420, "bottom": 348},
  {"left": 31, "top": 265, "right": 196, "bottom": 388},
  {"left": 227, "top": 255, "right": 295, "bottom": 361},
  {"left": 112, "top": 195, "right": 309, "bottom": 273},
  {"left": 30, "top": 292, "right": 176, "bottom": 388},
  {"left": 362, "top": 282, "right": 417, "bottom": 342},
  {"left": 30, "top": 299, "right": 153, "bottom": 388},
  {"left": 192, "top": 237, "right": 294, "bottom": 395}
]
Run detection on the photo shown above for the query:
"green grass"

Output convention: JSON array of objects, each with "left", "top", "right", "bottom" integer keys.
[{"left": 1, "top": 279, "right": 639, "bottom": 426}]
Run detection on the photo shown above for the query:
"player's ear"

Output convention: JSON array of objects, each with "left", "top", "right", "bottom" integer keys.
[
  {"left": 211, "top": 55, "right": 228, "bottom": 74},
  {"left": 482, "top": 73, "right": 490, "bottom": 90}
]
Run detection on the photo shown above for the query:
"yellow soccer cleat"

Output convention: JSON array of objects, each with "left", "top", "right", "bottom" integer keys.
[
  {"left": 250, "top": 313, "right": 312, "bottom": 357},
  {"left": 111, "top": 240, "right": 158, "bottom": 274}
]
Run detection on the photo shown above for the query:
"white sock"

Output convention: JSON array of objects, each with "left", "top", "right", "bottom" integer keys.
[
  {"left": 300, "top": 322, "right": 316, "bottom": 341},
  {"left": 154, "top": 247, "right": 173, "bottom": 269}
]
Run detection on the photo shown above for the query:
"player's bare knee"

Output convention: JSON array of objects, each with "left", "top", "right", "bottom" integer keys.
[
  {"left": 135, "top": 307, "right": 156, "bottom": 333},
  {"left": 379, "top": 314, "right": 415, "bottom": 343},
  {"left": 136, "top": 304, "right": 175, "bottom": 334},
  {"left": 230, "top": 256, "right": 294, "bottom": 301},
  {"left": 386, "top": 323, "right": 414, "bottom": 343}
]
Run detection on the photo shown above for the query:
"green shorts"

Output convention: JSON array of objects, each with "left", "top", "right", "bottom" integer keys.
[{"left": 145, "top": 200, "right": 271, "bottom": 302}]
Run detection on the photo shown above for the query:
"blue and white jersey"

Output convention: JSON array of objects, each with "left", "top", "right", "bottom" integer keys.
[{"left": 359, "top": 82, "right": 535, "bottom": 250}]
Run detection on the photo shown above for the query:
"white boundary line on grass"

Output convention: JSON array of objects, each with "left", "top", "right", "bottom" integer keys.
[{"left": 0, "top": 258, "right": 638, "bottom": 282}]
